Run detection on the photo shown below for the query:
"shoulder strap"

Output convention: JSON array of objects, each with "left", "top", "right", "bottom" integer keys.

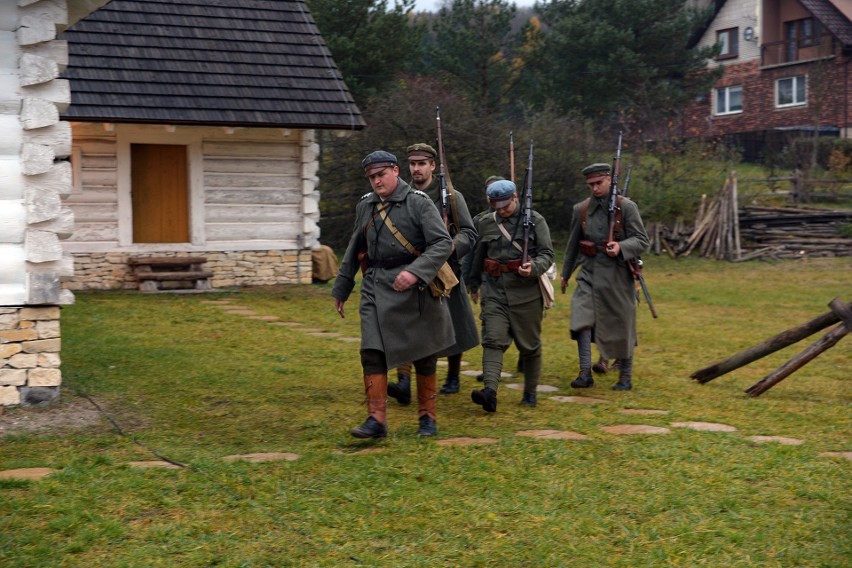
[
  {"left": 580, "top": 198, "right": 591, "bottom": 237},
  {"left": 379, "top": 207, "right": 419, "bottom": 255},
  {"left": 493, "top": 212, "right": 524, "bottom": 253},
  {"left": 581, "top": 196, "right": 625, "bottom": 240}
]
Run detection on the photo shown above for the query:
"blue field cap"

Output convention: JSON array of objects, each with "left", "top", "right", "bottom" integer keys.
[{"left": 486, "top": 179, "right": 517, "bottom": 208}]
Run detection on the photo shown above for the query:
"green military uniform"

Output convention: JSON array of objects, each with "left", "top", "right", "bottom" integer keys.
[
  {"left": 468, "top": 182, "right": 554, "bottom": 410},
  {"left": 332, "top": 179, "right": 455, "bottom": 369},
  {"left": 417, "top": 176, "right": 480, "bottom": 357},
  {"left": 561, "top": 194, "right": 649, "bottom": 360}
]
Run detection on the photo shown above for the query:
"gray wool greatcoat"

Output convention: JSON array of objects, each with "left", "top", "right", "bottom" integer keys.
[
  {"left": 332, "top": 179, "right": 455, "bottom": 370},
  {"left": 561, "top": 195, "right": 650, "bottom": 360},
  {"left": 417, "top": 177, "right": 480, "bottom": 357}
]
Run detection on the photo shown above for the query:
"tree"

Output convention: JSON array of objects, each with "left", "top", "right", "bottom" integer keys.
[
  {"left": 532, "top": 0, "right": 719, "bottom": 138},
  {"left": 306, "top": 0, "right": 425, "bottom": 104},
  {"left": 426, "top": 0, "right": 519, "bottom": 115}
]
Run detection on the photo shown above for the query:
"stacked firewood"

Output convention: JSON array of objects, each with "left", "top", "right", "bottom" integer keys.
[{"left": 646, "top": 174, "right": 852, "bottom": 261}]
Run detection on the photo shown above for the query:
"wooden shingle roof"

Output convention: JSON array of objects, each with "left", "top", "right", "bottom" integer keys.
[{"left": 60, "top": 0, "right": 365, "bottom": 130}]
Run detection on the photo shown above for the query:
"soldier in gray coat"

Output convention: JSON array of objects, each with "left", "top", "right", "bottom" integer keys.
[
  {"left": 388, "top": 143, "right": 480, "bottom": 402},
  {"left": 332, "top": 151, "right": 455, "bottom": 438},
  {"left": 467, "top": 179, "right": 554, "bottom": 411},
  {"left": 560, "top": 163, "right": 650, "bottom": 391}
]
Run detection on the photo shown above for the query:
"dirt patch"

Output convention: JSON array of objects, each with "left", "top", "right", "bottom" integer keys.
[{"left": 0, "top": 396, "right": 103, "bottom": 437}]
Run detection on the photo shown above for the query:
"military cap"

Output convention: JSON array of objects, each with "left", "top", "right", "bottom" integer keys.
[
  {"left": 484, "top": 175, "right": 505, "bottom": 189},
  {"left": 361, "top": 150, "right": 398, "bottom": 176},
  {"left": 582, "top": 162, "right": 611, "bottom": 183},
  {"left": 407, "top": 143, "right": 437, "bottom": 161},
  {"left": 486, "top": 179, "right": 517, "bottom": 209}
]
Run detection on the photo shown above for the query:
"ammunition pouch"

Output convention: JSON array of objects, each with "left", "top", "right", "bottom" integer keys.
[
  {"left": 579, "top": 239, "right": 598, "bottom": 257},
  {"left": 483, "top": 257, "right": 523, "bottom": 278}
]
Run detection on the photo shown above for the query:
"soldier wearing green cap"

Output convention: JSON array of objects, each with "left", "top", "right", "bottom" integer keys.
[
  {"left": 560, "top": 162, "right": 650, "bottom": 391},
  {"left": 332, "top": 150, "right": 455, "bottom": 439},
  {"left": 387, "top": 143, "right": 480, "bottom": 401}
]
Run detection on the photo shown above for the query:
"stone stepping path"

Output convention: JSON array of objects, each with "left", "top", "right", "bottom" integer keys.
[
  {"left": 820, "top": 451, "right": 852, "bottom": 460},
  {"left": 461, "top": 370, "right": 513, "bottom": 378},
  {"left": 0, "top": 467, "right": 55, "bottom": 480},
  {"left": 550, "top": 395, "right": 609, "bottom": 404},
  {"left": 747, "top": 435, "right": 804, "bottom": 445},
  {"left": 0, "top": 298, "right": 826, "bottom": 479},
  {"left": 223, "top": 452, "right": 300, "bottom": 463},
  {"left": 601, "top": 424, "right": 671, "bottom": 435},
  {"left": 517, "top": 429, "right": 587, "bottom": 440},
  {"left": 504, "top": 383, "right": 559, "bottom": 392},
  {"left": 671, "top": 421, "right": 737, "bottom": 432}
]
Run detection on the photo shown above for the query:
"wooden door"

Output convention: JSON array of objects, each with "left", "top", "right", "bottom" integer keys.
[{"left": 131, "top": 144, "right": 189, "bottom": 243}]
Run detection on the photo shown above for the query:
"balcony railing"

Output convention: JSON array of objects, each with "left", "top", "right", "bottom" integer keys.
[{"left": 761, "top": 33, "right": 836, "bottom": 67}]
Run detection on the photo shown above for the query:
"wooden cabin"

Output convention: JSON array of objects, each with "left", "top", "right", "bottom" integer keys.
[{"left": 0, "top": 0, "right": 362, "bottom": 407}]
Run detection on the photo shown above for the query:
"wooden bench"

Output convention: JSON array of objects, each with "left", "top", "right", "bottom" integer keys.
[{"left": 128, "top": 256, "right": 213, "bottom": 292}]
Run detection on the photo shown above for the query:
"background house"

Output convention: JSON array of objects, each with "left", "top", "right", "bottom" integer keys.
[
  {"left": 59, "top": 0, "right": 364, "bottom": 290},
  {"left": 682, "top": 0, "right": 851, "bottom": 160}
]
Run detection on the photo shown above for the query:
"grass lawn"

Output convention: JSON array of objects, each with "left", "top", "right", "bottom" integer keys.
[{"left": 1, "top": 256, "right": 850, "bottom": 567}]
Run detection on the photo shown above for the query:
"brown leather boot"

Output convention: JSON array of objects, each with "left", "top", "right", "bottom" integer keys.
[
  {"left": 416, "top": 373, "right": 437, "bottom": 436},
  {"left": 350, "top": 373, "right": 388, "bottom": 439}
]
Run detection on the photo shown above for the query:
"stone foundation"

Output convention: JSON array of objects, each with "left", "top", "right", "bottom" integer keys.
[
  {"left": 0, "top": 306, "right": 62, "bottom": 407},
  {"left": 63, "top": 250, "right": 313, "bottom": 291}
]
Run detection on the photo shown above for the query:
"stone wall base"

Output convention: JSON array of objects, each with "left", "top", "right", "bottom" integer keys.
[
  {"left": 1, "top": 306, "right": 62, "bottom": 407},
  {"left": 63, "top": 250, "right": 313, "bottom": 291}
]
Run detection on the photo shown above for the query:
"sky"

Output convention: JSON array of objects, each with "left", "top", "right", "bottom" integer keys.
[{"left": 413, "top": 0, "right": 537, "bottom": 13}]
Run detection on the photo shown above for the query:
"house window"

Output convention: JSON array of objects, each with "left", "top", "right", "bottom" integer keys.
[
  {"left": 784, "top": 18, "right": 822, "bottom": 61},
  {"left": 776, "top": 76, "right": 806, "bottom": 107},
  {"left": 715, "top": 85, "right": 742, "bottom": 115},
  {"left": 716, "top": 28, "right": 739, "bottom": 60}
]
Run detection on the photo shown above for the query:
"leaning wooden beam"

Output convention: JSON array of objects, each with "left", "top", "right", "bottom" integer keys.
[
  {"left": 745, "top": 311, "right": 850, "bottom": 397},
  {"left": 690, "top": 298, "right": 852, "bottom": 383}
]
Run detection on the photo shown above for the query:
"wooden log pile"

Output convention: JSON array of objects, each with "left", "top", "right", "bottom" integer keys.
[
  {"left": 736, "top": 205, "right": 852, "bottom": 260},
  {"left": 647, "top": 173, "right": 852, "bottom": 261}
]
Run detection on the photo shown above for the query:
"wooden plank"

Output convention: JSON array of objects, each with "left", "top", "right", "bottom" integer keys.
[
  {"left": 202, "top": 142, "right": 300, "bottom": 159},
  {"left": 203, "top": 157, "right": 296, "bottom": 174},
  {"left": 136, "top": 271, "right": 213, "bottom": 281},
  {"left": 131, "top": 144, "right": 189, "bottom": 243},
  {"left": 205, "top": 188, "right": 301, "bottom": 205},
  {"left": 205, "top": 204, "right": 298, "bottom": 224},
  {"left": 204, "top": 173, "right": 299, "bottom": 189},
  {"left": 128, "top": 256, "right": 207, "bottom": 265},
  {"left": 205, "top": 222, "right": 298, "bottom": 242}
]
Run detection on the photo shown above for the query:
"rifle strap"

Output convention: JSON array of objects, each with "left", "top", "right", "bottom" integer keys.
[{"left": 581, "top": 196, "right": 624, "bottom": 241}]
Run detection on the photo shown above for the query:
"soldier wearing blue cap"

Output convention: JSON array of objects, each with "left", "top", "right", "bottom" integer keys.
[
  {"left": 332, "top": 150, "right": 455, "bottom": 438},
  {"left": 560, "top": 162, "right": 650, "bottom": 391},
  {"left": 387, "top": 143, "right": 480, "bottom": 401},
  {"left": 467, "top": 179, "right": 555, "bottom": 411}
]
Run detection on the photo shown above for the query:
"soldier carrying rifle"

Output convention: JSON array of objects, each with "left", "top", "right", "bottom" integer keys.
[
  {"left": 467, "top": 142, "right": 555, "bottom": 411},
  {"left": 560, "top": 136, "right": 651, "bottom": 391}
]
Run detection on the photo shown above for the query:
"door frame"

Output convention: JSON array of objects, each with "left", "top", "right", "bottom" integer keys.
[{"left": 115, "top": 125, "right": 205, "bottom": 247}]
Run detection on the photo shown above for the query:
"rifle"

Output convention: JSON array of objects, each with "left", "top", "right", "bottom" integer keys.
[
  {"left": 509, "top": 131, "right": 515, "bottom": 183},
  {"left": 610, "top": 141, "right": 658, "bottom": 319},
  {"left": 521, "top": 140, "right": 533, "bottom": 264},
  {"left": 434, "top": 106, "right": 460, "bottom": 237},
  {"left": 607, "top": 132, "right": 623, "bottom": 243}
]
